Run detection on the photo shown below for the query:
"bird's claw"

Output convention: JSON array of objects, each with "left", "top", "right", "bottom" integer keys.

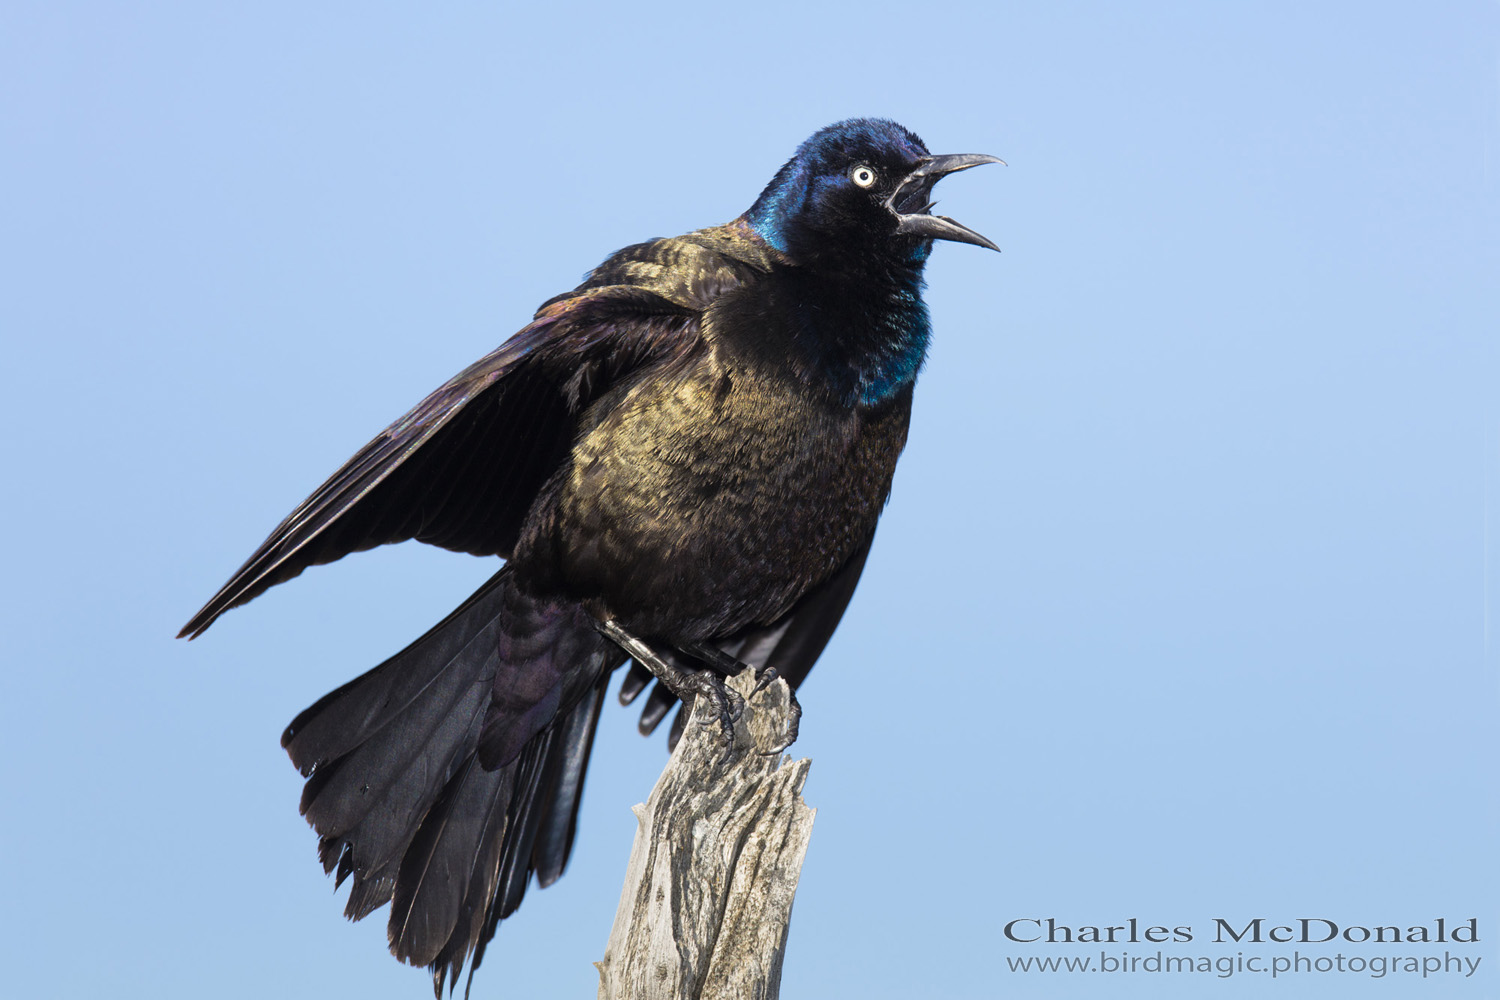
[
  {"left": 750, "top": 665, "right": 780, "bottom": 698},
  {"left": 683, "top": 645, "right": 802, "bottom": 753},
  {"left": 686, "top": 670, "right": 744, "bottom": 746}
]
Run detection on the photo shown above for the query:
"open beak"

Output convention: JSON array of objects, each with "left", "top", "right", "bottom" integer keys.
[{"left": 889, "top": 152, "right": 1005, "bottom": 251}]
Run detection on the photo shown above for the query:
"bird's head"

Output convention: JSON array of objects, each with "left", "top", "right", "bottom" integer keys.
[{"left": 745, "top": 118, "right": 1002, "bottom": 265}]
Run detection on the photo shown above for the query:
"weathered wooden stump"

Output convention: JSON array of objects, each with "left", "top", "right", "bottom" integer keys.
[{"left": 596, "top": 668, "right": 815, "bottom": 1000}]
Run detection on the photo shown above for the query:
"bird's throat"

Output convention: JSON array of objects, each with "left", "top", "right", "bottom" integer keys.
[{"left": 784, "top": 267, "right": 932, "bottom": 408}]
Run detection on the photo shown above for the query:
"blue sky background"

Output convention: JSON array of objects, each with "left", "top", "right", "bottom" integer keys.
[{"left": 3, "top": 3, "right": 1496, "bottom": 998}]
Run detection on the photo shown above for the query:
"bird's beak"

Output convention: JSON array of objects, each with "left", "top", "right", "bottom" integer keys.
[{"left": 889, "top": 153, "right": 1005, "bottom": 251}]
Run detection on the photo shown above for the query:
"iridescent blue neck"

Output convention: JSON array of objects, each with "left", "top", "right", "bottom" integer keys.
[
  {"left": 783, "top": 266, "right": 932, "bottom": 408},
  {"left": 848, "top": 278, "right": 931, "bottom": 405},
  {"left": 745, "top": 165, "right": 808, "bottom": 255}
]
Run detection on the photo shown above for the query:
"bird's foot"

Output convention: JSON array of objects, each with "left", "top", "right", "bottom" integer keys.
[
  {"left": 688, "top": 645, "right": 800, "bottom": 755},
  {"left": 685, "top": 669, "right": 744, "bottom": 747},
  {"left": 599, "top": 622, "right": 801, "bottom": 753},
  {"left": 599, "top": 621, "right": 742, "bottom": 745}
]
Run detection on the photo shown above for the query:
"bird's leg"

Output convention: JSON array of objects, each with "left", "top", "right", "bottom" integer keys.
[
  {"left": 597, "top": 620, "right": 741, "bottom": 744},
  {"left": 681, "top": 643, "right": 776, "bottom": 691},
  {"left": 682, "top": 643, "right": 801, "bottom": 755},
  {"left": 680, "top": 642, "right": 749, "bottom": 677}
]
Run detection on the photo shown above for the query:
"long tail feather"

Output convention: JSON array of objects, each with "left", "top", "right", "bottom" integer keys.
[{"left": 279, "top": 568, "right": 621, "bottom": 996}]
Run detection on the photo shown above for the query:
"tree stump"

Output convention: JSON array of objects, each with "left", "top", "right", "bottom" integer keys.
[{"left": 596, "top": 669, "right": 815, "bottom": 1000}]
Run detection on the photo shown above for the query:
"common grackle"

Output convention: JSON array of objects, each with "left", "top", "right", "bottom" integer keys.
[{"left": 181, "top": 118, "right": 1001, "bottom": 994}]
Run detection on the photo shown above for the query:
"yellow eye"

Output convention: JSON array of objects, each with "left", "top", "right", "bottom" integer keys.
[{"left": 850, "top": 165, "right": 877, "bottom": 188}]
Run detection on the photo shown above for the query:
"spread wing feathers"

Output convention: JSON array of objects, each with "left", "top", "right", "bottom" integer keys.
[
  {"left": 179, "top": 284, "right": 702, "bottom": 639},
  {"left": 280, "top": 568, "right": 622, "bottom": 997},
  {"left": 622, "top": 535, "right": 876, "bottom": 747}
]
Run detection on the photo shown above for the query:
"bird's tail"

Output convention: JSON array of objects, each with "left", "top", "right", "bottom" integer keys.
[{"left": 280, "top": 567, "right": 621, "bottom": 996}]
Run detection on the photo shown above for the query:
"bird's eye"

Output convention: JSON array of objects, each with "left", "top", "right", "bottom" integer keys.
[{"left": 850, "top": 165, "right": 877, "bottom": 188}]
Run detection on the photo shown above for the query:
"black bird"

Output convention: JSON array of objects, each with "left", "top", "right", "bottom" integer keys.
[{"left": 181, "top": 118, "right": 1001, "bottom": 993}]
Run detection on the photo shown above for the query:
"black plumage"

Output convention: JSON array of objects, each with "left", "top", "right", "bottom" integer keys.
[{"left": 181, "top": 118, "right": 1001, "bottom": 993}]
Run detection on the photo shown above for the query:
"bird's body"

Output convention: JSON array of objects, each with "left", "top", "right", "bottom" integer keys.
[
  {"left": 518, "top": 222, "right": 916, "bottom": 641},
  {"left": 182, "top": 119, "right": 1000, "bottom": 993}
]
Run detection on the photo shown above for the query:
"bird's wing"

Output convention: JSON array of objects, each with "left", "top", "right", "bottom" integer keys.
[
  {"left": 180, "top": 283, "right": 706, "bottom": 639},
  {"left": 624, "top": 535, "right": 875, "bottom": 744}
]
